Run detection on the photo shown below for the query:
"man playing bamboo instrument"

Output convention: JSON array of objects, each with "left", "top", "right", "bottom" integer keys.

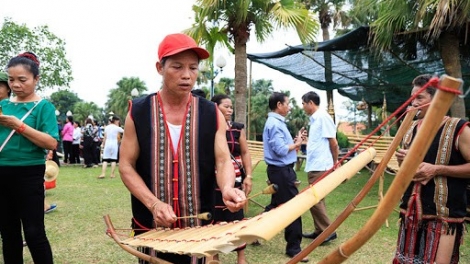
[
  {"left": 394, "top": 74, "right": 470, "bottom": 264},
  {"left": 119, "top": 33, "right": 246, "bottom": 264}
]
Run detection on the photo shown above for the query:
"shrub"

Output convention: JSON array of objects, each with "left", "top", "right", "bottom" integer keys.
[{"left": 337, "top": 131, "right": 350, "bottom": 148}]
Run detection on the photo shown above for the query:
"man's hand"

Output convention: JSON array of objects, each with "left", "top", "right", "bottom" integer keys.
[
  {"left": 395, "top": 148, "right": 408, "bottom": 165},
  {"left": 298, "top": 127, "right": 307, "bottom": 140},
  {"left": 413, "top": 162, "right": 437, "bottom": 185},
  {"left": 221, "top": 187, "right": 246, "bottom": 212},
  {"left": 46, "top": 150, "right": 53, "bottom": 160},
  {"left": 242, "top": 177, "right": 252, "bottom": 196},
  {"left": 150, "top": 200, "right": 177, "bottom": 227}
]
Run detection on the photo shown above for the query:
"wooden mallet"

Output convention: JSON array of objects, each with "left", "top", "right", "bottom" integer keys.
[
  {"left": 247, "top": 184, "right": 278, "bottom": 200},
  {"left": 223, "top": 184, "right": 278, "bottom": 211},
  {"left": 175, "top": 212, "right": 212, "bottom": 221}
]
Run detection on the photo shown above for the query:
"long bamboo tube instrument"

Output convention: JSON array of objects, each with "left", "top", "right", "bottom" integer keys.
[
  {"left": 288, "top": 108, "right": 417, "bottom": 264},
  {"left": 232, "top": 147, "right": 376, "bottom": 244},
  {"left": 319, "top": 75, "right": 462, "bottom": 263}
]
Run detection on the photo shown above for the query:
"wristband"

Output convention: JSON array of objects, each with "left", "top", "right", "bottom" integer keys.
[
  {"left": 246, "top": 175, "right": 252, "bottom": 179},
  {"left": 16, "top": 123, "right": 26, "bottom": 134}
]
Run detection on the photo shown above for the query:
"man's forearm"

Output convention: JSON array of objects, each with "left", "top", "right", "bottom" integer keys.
[{"left": 216, "top": 159, "right": 236, "bottom": 192}]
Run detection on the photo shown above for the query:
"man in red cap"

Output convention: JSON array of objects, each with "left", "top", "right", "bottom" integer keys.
[{"left": 119, "top": 33, "right": 246, "bottom": 264}]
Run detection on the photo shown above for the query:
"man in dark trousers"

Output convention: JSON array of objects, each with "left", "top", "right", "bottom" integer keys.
[{"left": 262, "top": 92, "right": 308, "bottom": 262}]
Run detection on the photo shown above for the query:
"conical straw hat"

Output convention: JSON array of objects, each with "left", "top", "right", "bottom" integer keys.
[{"left": 44, "top": 160, "right": 59, "bottom": 182}]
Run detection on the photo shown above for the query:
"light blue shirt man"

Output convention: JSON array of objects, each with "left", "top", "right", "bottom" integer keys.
[{"left": 263, "top": 112, "right": 298, "bottom": 166}]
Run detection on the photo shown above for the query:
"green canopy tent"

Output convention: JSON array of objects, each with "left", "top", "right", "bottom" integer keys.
[{"left": 247, "top": 26, "right": 470, "bottom": 116}]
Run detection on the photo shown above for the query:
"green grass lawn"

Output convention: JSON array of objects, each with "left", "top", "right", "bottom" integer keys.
[{"left": 3, "top": 163, "right": 470, "bottom": 263}]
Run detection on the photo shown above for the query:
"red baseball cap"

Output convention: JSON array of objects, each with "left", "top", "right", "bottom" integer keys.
[{"left": 158, "top": 33, "right": 210, "bottom": 61}]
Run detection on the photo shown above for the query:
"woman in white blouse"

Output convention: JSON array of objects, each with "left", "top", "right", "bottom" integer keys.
[{"left": 98, "top": 116, "right": 123, "bottom": 178}]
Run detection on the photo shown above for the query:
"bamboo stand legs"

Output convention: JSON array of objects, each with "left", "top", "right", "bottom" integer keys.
[{"left": 353, "top": 168, "right": 389, "bottom": 228}]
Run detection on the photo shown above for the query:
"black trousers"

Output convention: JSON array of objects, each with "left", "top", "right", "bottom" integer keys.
[
  {"left": 93, "top": 141, "right": 101, "bottom": 165},
  {"left": 0, "top": 165, "right": 53, "bottom": 264},
  {"left": 82, "top": 137, "right": 94, "bottom": 166},
  {"left": 265, "top": 164, "right": 303, "bottom": 256},
  {"left": 62, "top": 140, "right": 72, "bottom": 163},
  {"left": 70, "top": 144, "right": 81, "bottom": 164}
]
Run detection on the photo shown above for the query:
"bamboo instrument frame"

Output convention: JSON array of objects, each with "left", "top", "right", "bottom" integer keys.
[
  {"left": 319, "top": 75, "right": 463, "bottom": 264},
  {"left": 103, "top": 215, "right": 172, "bottom": 264},
  {"left": 287, "top": 108, "right": 418, "bottom": 264}
]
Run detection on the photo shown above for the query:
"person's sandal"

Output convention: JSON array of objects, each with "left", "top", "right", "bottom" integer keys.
[{"left": 45, "top": 204, "right": 57, "bottom": 214}]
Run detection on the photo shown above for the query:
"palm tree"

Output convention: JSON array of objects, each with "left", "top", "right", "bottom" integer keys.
[
  {"left": 186, "top": 0, "right": 319, "bottom": 124},
  {"left": 302, "top": 0, "right": 349, "bottom": 122},
  {"left": 72, "top": 102, "right": 102, "bottom": 125},
  {"left": 356, "top": 0, "right": 470, "bottom": 117},
  {"left": 105, "top": 77, "right": 147, "bottom": 121},
  {"left": 218, "top": 77, "right": 235, "bottom": 95},
  {"left": 286, "top": 98, "right": 309, "bottom": 134},
  {"left": 248, "top": 79, "right": 275, "bottom": 139}
]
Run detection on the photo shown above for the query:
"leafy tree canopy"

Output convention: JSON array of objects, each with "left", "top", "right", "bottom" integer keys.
[
  {"left": 48, "top": 90, "right": 81, "bottom": 118},
  {"left": 0, "top": 18, "right": 73, "bottom": 91}
]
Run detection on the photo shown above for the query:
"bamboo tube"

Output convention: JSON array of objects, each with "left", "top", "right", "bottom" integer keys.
[
  {"left": 319, "top": 75, "right": 462, "bottom": 264},
  {"left": 233, "top": 147, "right": 376, "bottom": 244},
  {"left": 287, "top": 108, "right": 417, "bottom": 264}
]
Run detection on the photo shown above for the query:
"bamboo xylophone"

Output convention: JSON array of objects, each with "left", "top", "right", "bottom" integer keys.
[{"left": 107, "top": 147, "right": 376, "bottom": 260}]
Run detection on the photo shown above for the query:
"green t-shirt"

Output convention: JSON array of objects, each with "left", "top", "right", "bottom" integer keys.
[{"left": 0, "top": 99, "right": 59, "bottom": 166}]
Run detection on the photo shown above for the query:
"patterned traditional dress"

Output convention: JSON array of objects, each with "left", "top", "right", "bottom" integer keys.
[
  {"left": 213, "top": 121, "right": 246, "bottom": 251},
  {"left": 393, "top": 117, "right": 469, "bottom": 264},
  {"left": 130, "top": 93, "right": 218, "bottom": 264},
  {"left": 213, "top": 122, "right": 245, "bottom": 221}
]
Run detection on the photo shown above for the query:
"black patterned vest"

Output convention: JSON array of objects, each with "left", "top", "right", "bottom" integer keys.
[
  {"left": 130, "top": 93, "right": 217, "bottom": 230},
  {"left": 401, "top": 117, "right": 470, "bottom": 221}
]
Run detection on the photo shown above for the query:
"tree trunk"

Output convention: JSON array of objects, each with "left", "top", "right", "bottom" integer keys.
[
  {"left": 234, "top": 35, "right": 248, "bottom": 124},
  {"left": 321, "top": 11, "right": 335, "bottom": 122},
  {"left": 439, "top": 31, "right": 465, "bottom": 118}
]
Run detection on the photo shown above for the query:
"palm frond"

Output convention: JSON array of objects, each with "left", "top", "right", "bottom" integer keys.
[
  {"left": 371, "top": 0, "right": 470, "bottom": 50},
  {"left": 371, "top": 0, "right": 413, "bottom": 51},
  {"left": 269, "top": 1, "right": 319, "bottom": 43}
]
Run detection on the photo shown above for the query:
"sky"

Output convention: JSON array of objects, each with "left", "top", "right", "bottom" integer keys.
[{"left": 1, "top": 0, "right": 347, "bottom": 118}]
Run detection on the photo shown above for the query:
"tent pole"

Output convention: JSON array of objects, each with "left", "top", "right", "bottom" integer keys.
[
  {"left": 327, "top": 91, "right": 335, "bottom": 123},
  {"left": 247, "top": 60, "right": 252, "bottom": 140}
]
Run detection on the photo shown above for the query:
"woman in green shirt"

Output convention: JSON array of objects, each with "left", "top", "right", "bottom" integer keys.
[{"left": 0, "top": 52, "right": 59, "bottom": 264}]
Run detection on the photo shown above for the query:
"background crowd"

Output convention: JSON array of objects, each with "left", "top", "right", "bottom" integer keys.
[{"left": 56, "top": 115, "right": 124, "bottom": 172}]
